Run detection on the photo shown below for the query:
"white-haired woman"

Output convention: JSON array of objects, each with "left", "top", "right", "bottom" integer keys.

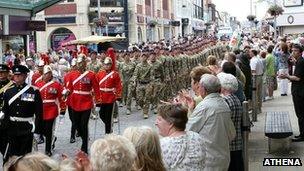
[
  {"left": 123, "top": 126, "right": 166, "bottom": 171},
  {"left": 4, "top": 152, "right": 59, "bottom": 171},
  {"left": 90, "top": 134, "right": 137, "bottom": 171},
  {"left": 217, "top": 72, "right": 244, "bottom": 171}
]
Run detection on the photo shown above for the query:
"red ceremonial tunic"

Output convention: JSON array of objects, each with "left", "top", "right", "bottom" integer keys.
[
  {"left": 96, "top": 70, "right": 122, "bottom": 104},
  {"left": 63, "top": 70, "right": 73, "bottom": 107},
  {"left": 36, "top": 80, "right": 66, "bottom": 120},
  {"left": 67, "top": 70, "right": 100, "bottom": 111},
  {"left": 32, "top": 72, "right": 42, "bottom": 86}
]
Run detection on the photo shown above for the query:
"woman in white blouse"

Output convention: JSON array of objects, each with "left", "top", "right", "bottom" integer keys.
[{"left": 155, "top": 103, "right": 205, "bottom": 171}]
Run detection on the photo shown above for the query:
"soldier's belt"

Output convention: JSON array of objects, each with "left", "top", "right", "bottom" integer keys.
[
  {"left": 10, "top": 116, "right": 34, "bottom": 122},
  {"left": 100, "top": 88, "right": 115, "bottom": 92},
  {"left": 43, "top": 99, "right": 56, "bottom": 103},
  {"left": 73, "top": 90, "right": 91, "bottom": 95},
  {"left": 138, "top": 81, "right": 150, "bottom": 84},
  {"left": 9, "top": 116, "right": 35, "bottom": 132}
]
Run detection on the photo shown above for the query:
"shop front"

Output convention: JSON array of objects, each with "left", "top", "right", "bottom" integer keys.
[
  {"left": 0, "top": 0, "right": 61, "bottom": 61},
  {"left": 0, "top": 15, "right": 31, "bottom": 60}
]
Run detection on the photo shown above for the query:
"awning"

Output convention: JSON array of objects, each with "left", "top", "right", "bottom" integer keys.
[
  {"left": 63, "top": 35, "right": 126, "bottom": 46},
  {"left": 0, "top": 0, "right": 62, "bottom": 15}
]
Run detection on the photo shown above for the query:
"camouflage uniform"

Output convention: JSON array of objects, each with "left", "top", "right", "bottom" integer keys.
[
  {"left": 150, "top": 59, "right": 164, "bottom": 110},
  {"left": 121, "top": 60, "right": 136, "bottom": 112},
  {"left": 133, "top": 61, "right": 152, "bottom": 118},
  {"left": 87, "top": 59, "right": 102, "bottom": 73},
  {"left": 87, "top": 59, "right": 102, "bottom": 119}
]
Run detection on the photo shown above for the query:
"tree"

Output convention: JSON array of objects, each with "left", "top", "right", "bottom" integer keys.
[{"left": 267, "top": 4, "right": 284, "bottom": 16}]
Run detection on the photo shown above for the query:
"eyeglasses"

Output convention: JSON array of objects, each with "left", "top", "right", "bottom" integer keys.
[{"left": 7, "top": 155, "right": 24, "bottom": 171}]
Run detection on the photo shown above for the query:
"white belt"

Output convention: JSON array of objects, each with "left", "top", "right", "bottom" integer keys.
[
  {"left": 73, "top": 90, "right": 91, "bottom": 95},
  {"left": 100, "top": 88, "right": 115, "bottom": 92},
  {"left": 43, "top": 99, "right": 56, "bottom": 103},
  {"left": 10, "top": 116, "right": 35, "bottom": 132}
]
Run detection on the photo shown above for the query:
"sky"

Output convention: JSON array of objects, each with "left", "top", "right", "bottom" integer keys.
[{"left": 212, "top": 0, "right": 273, "bottom": 21}]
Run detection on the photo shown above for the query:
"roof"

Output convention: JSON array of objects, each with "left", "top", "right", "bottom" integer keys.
[{"left": 0, "top": 0, "right": 62, "bottom": 15}]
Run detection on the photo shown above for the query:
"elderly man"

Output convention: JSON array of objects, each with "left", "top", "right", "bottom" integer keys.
[
  {"left": 218, "top": 73, "right": 244, "bottom": 171},
  {"left": 186, "top": 74, "right": 236, "bottom": 171}
]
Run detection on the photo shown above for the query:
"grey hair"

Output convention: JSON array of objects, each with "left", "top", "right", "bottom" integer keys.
[
  {"left": 90, "top": 134, "right": 137, "bottom": 171},
  {"left": 217, "top": 72, "right": 239, "bottom": 93},
  {"left": 200, "top": 74, "right": 221, "bottom": 94}
]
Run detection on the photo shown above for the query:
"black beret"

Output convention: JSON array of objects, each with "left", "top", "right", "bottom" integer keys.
[
  {"left": 0, "top": 64, "right": 10, "bottom": 72},
  {"left": 12, "top": 65, "right": 30, "bottom": 75}
]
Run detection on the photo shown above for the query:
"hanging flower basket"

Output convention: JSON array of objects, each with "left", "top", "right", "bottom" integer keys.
[
  {"left": 247, "top": 15, "right": 256, "bottom": 22},
  {"left": 148, "top": 20, "right": 158, "bottom": 27},
  {"left": 267, "top": 5, "right": 284, "bottom": 16}
]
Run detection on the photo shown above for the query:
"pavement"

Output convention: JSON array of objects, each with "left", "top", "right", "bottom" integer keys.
[
  {"left": 248, "top": 87, "right": 304, "bottom": 171},
  {"left": 1, "top": 87, "right": 304, "bottom": 171}
]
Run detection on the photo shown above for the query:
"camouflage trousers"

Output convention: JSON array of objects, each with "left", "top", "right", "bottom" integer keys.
[
  {"left": 162, "top": 79, "right": 172, "bottom": 101},
  {"left": 136, "top": 83, "right": 152, "bottom": 115},
  {"left": 150, "top": 80, "right": 163, "bottom": 108},
  {"left": 122, "top": 80, "right": 130, "bottom": 106},
  {"left": 127, "top": 81, "right": 136, "bottom": 110}
]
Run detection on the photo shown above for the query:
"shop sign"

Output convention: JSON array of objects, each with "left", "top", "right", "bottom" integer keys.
[
  {"left": 52, "top": 33, "right": 76, "bottom": 50},
  {"left": 27, "top": 20, "right": 46, "bottom": 31},
  {"left": 101, "top": 13, "right": 124, "bottom": 23},
  {"left": 9, "top": 16, "right": 31, "bottom": 35}
]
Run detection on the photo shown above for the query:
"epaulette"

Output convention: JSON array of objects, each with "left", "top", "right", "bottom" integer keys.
[{"left": 4, "top": 84, "right": 15, "bottom": 92}]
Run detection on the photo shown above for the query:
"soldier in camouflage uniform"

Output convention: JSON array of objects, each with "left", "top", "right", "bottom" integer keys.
[
  {"left": 87, "top": 51, "right": 102, "bottom": 120},
  {"left": 120, "top": 52, "right": 136, "bottom": 114},
  {"left": 87, "top": 51, "right": 102, "bottom": 73},
  {"left": 150, "top": 51, "right": 164, "bottom": 113},
  {"left": 132, "top": 53, "right": 152, "bottom": 119}
]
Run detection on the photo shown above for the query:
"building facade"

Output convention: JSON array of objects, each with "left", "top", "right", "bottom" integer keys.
[
  {"left": 0, "top": 0, "right": 61, "bottom": 58},
  {"left": 128, "top": 0, "right": 174, "bottom": 44},
  {"left": 35, "top": 0, "right": 208, "bottom": 50},
  {"left": 172, "top": 0, "right": 205, "bottom": 38},
  {"left": 276, "top": 0, "right": 304, "bottom": 35},
  {"left": 35, "top": 0, "right": 91, "bottom": 52}
]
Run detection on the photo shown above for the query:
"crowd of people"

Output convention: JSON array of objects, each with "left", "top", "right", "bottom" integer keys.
[{"left": 0, "top": 32, "right": 304, "bottom": 171}]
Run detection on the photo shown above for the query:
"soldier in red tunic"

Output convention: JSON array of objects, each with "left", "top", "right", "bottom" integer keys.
[
  {"left": 31, "top": 60, "right": 45, "bottom": 86},
  {"left": 36, "top": 65, "right": 66, "bottom": 156},
  {"left": 66, "top": 54, "right": 100, "bottom": 153},
  {"left": 63, "top": 58, "right": 77, "bottom": 143},
  {"left": 96, "top": 57, "right": 122, "bottom": 134}
]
